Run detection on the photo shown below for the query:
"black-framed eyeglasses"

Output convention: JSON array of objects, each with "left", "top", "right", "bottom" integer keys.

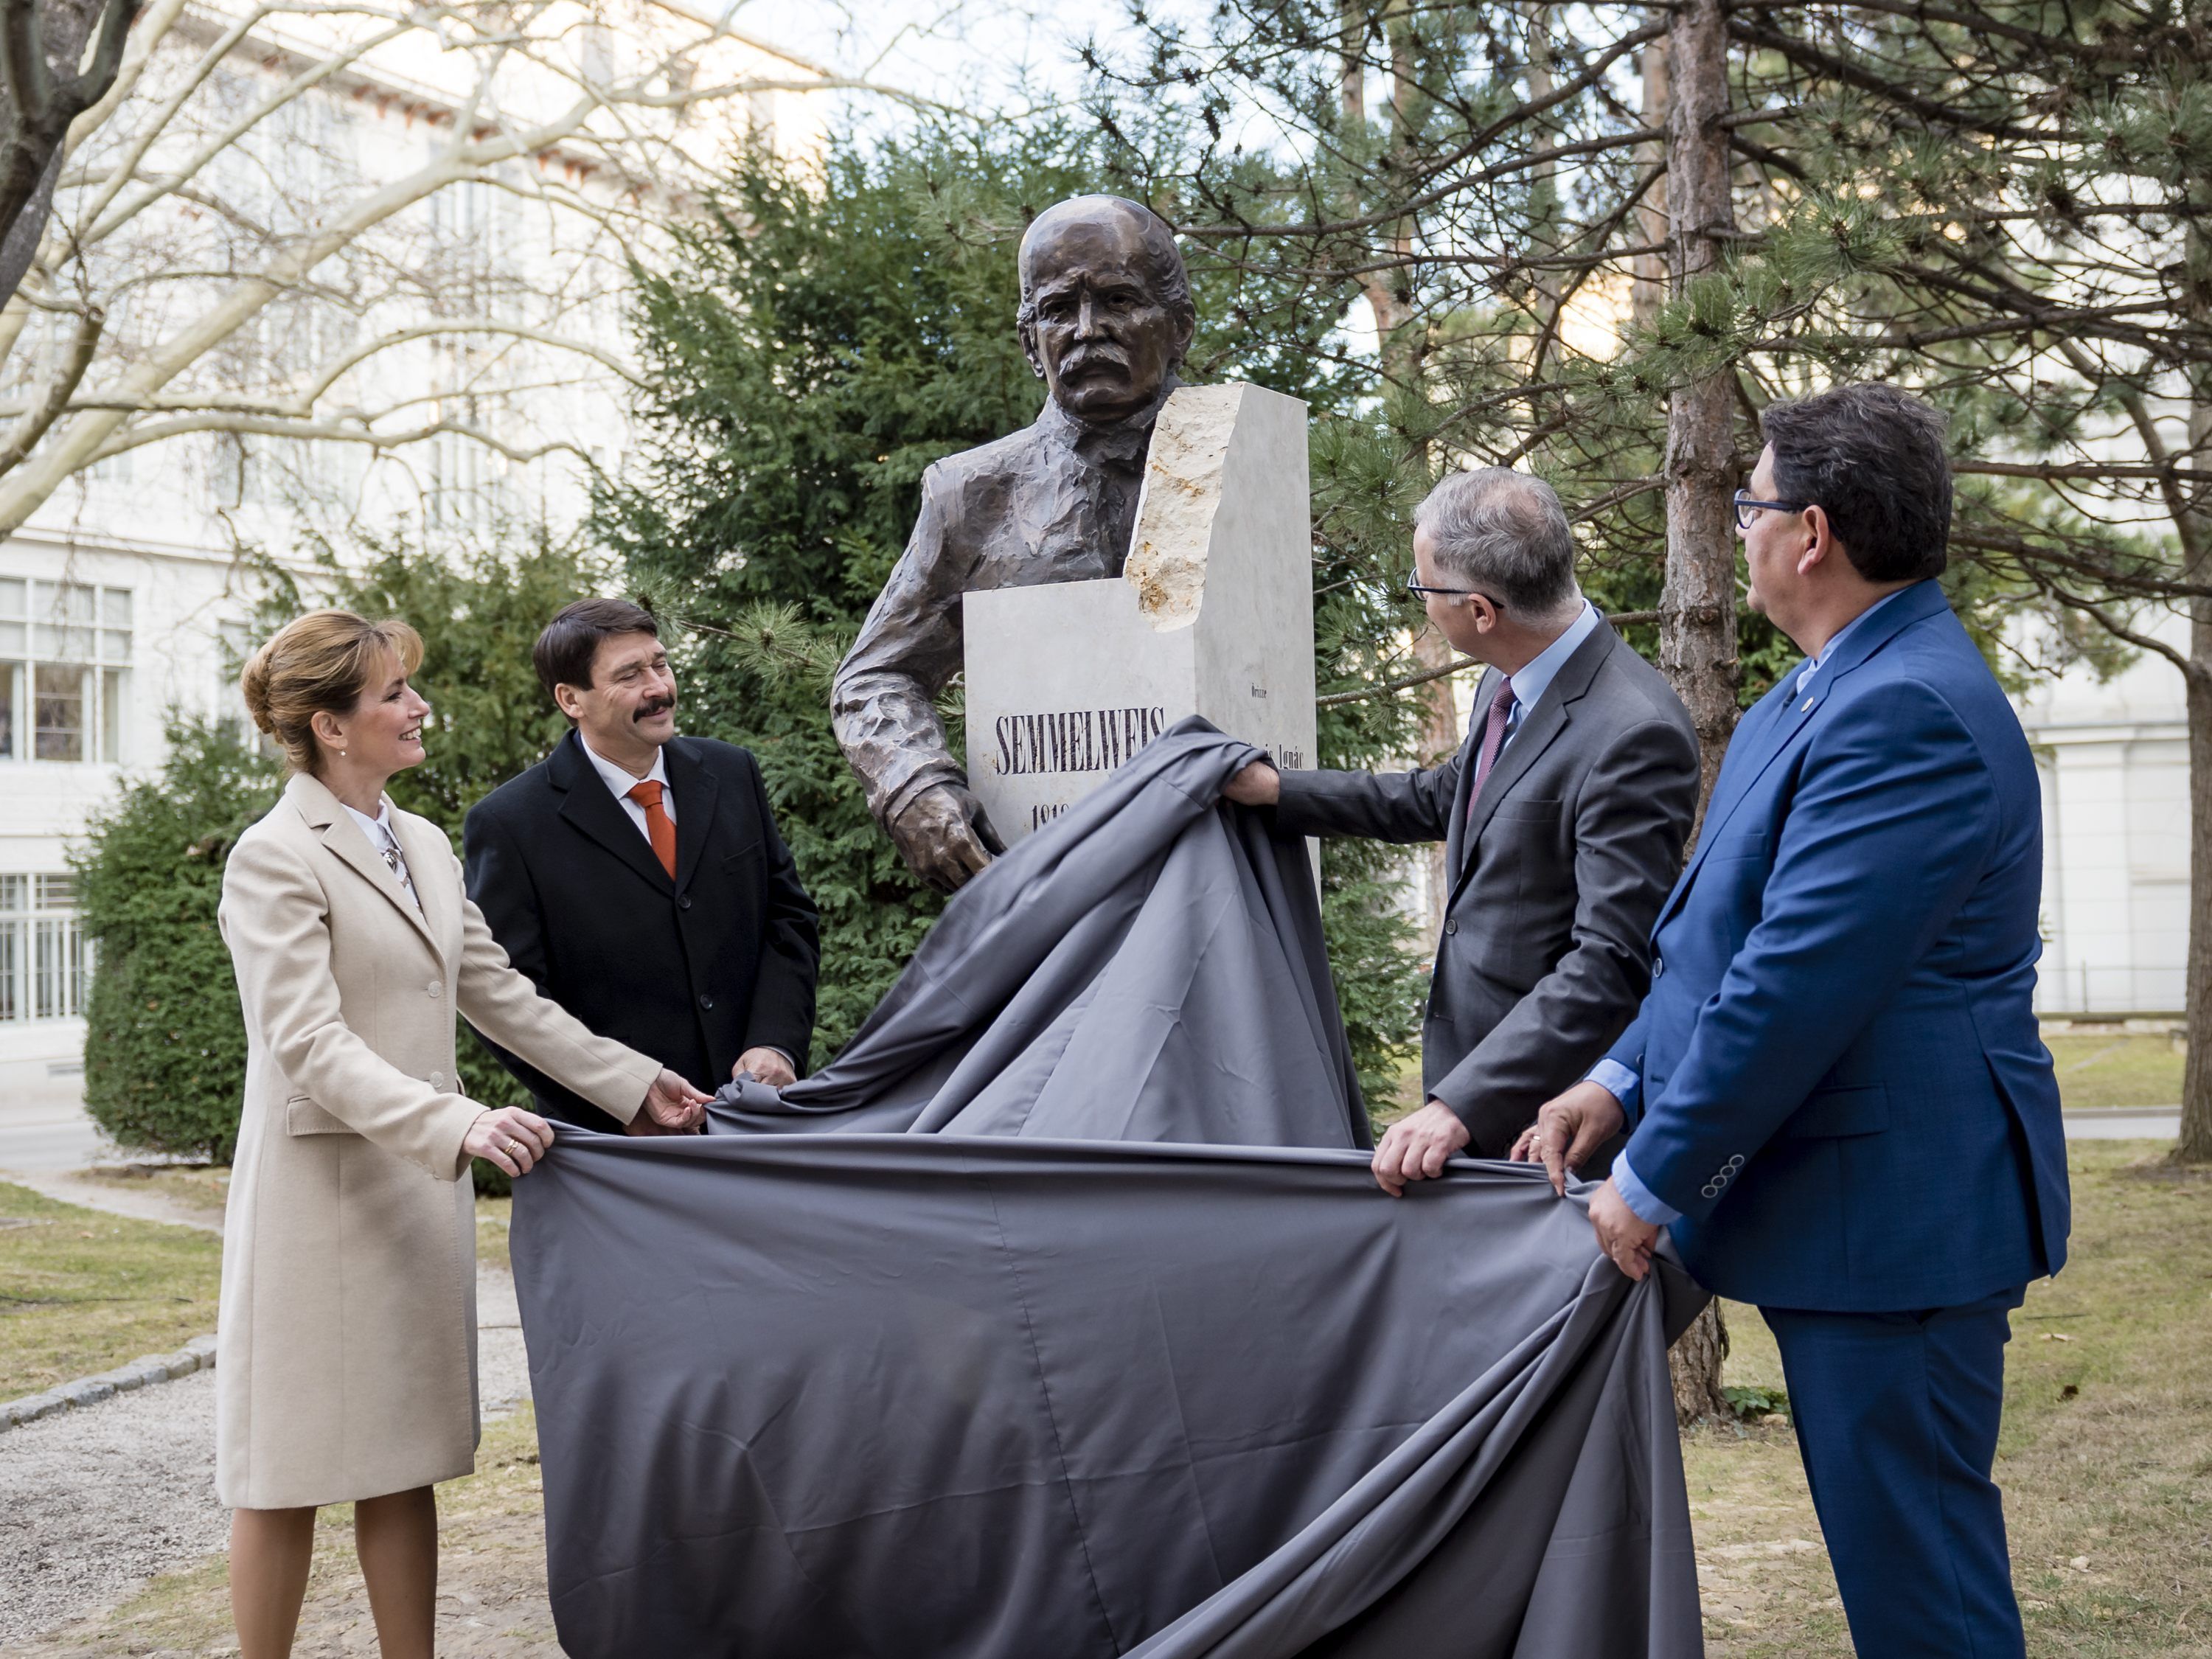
[
  {"left": 1404, "top": 568, "right": 1503, "bottom": 608},
  {"left": 1732, "top": 491, "right": 1810, "bottom": 530}
]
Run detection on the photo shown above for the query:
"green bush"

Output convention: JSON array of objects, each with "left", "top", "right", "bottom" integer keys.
[{"left": 74, "top": 716, "right": 280, "bottom": 1161}]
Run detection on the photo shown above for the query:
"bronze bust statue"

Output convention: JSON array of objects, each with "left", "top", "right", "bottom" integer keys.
[{"left": 830, "top": 195, "right": 1197, "bottom": 891}]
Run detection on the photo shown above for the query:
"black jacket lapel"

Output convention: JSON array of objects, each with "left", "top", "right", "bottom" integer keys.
[
  {"left": 549, "top": 731, "right": 675, "bottom": 897},
  {"left": 663, "top": 738, "right": 721, "bottom": 897}
]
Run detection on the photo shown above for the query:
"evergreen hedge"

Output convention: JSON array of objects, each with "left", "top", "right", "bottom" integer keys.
[{"left": 74, "top": 716, "right": 279, "bottom": 1161}]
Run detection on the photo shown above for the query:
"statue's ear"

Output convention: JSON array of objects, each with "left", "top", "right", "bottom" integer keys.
[
  {"left": 1018, "top": 320, "right": 1045, "bottom": 380},
  {"left": 1168, "top": 307, "right": 1196, "bottom": 372}
]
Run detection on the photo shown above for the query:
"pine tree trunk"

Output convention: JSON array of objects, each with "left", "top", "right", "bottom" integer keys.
[
  {"left": 1413, "top": 628, "right": 1459, "bottom": 940},
  {"left": 1630, "top": 35, "right": 1669, "bottom": 330},
  {"left": 1658, "top": 0, "right": 1737, "bottom": 1423},
  {"left": 2180, "top": 600, "right": 2212, "bottom": 1164},
  {"left": 2174, "top": 256, "right": 2211, "bottom": 1165}
]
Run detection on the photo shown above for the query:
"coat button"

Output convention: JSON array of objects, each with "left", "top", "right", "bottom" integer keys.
[
  {"left": 698, "top": 993, "right": 714, "bottom": 1011},
  {"left": 429, "top": 1071, "right": 446, "bottom": 1090},
  {"left": 1444, "top": 918, "right": 1458, "bottom": 936},
  {"left": 1729, "top": 1154, "right": 1745, "bottom": 1169},
  {"left": 426, "top": 979, "right": 442, "bottom": 996},
  {"left": 1652, "top": 956, "right": 1665, "bottom": 979},
  {"left": 678, "top": 894, "right": 692, "bottom": 911}
]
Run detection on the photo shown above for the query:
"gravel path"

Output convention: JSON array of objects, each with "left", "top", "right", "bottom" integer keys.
[
  {"left": 0, "top": 1367, "right": 224, "bottom": 1646},
  {"left": 0, "top": 1264, "right": 534, "bottom": 1649}
]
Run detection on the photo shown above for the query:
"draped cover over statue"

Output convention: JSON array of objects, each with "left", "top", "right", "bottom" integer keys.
[{"left": 511, "top": 722, "right": 1707, "bottom": 1658}]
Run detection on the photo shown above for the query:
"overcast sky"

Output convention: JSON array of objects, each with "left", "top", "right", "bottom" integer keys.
[{"left": 731, "top": 1, "right": 1103, "bottom": 126}]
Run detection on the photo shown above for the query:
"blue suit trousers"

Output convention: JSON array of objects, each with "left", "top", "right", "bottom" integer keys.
[{"left": 1763, "top": 1288, "right": 2027, "bottom": 1658}]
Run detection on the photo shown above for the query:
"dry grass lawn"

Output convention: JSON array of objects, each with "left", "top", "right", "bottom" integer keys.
[
  {"left": 0, "top": 1180, "right": 223, "bottom": 1399},
  {"left": 73, "top": 1164, "right": 234, "bottom": 1221},
  {"left": 2043, "top": 1032, "right": 2186, "bottom": 1110},
  {"left": 1692, "top": 1141, "right": 2212, "bottom": 1656}
]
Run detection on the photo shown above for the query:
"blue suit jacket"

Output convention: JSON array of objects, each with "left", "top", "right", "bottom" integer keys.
[{"left": 1606, "top": 581, "right": 2068, "bottom": 1311}]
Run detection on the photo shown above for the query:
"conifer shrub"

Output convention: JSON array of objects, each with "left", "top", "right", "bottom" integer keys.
[{"left": 74, "top": 715, "right": 279, "bottom": 1161}]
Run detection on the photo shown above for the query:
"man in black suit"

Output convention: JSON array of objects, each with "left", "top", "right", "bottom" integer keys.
[
  {"left": 1225, "top": 468, "right": 1699, "bottom": 1189},
  {"left": 465, "top": 598, "right": 820, "bottom": 1132}
]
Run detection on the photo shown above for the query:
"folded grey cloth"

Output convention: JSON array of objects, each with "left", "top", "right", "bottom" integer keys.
[
  {"left": 515, "top": 721, "right": 1706, "bottom": 1658},
  {"left": 710, "top": 720, "right": 1365, "bottom": 1147}
]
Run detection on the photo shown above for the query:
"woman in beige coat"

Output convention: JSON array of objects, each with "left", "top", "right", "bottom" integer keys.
[{"left": 218, "top": 610, "right": 710, "bottom": 1658}]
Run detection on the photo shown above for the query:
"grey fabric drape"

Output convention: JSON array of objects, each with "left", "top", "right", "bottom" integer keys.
[{"left": 510, "top": 722, "right": 1706, "bottom": 1658}]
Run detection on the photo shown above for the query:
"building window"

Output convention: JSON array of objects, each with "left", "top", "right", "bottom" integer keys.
[
  {"left": 0, "top": 874, "right": 88, "bottom": 1023},
  {"left": 0, "top": 579, "right": 131, "bottom": 763}
]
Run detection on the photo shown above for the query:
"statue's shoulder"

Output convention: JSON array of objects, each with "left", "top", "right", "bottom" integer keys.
[{"left": 918, "top": 418, "right": 1054, "bottom": 505}]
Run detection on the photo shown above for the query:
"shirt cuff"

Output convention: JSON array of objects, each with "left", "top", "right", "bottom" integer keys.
[
  {"left": 1585, "top": 1057, "right": 1641, "bottom": 1116},
  {"left": 1611, "top": 1149, "right": 1682, "bottom": 1227}
]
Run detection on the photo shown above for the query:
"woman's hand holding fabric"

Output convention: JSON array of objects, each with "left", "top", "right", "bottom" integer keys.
[{"left": 465, "top": 1105, "right": 556, "bottom": 1177}]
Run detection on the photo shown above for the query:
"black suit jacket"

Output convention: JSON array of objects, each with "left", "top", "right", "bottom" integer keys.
[
  {"left": 463, "top": 731, "right": 821, "bottom": 1132},
  {"left": 1276, "top": 621, "right": 1699, "bottom": 1155}
]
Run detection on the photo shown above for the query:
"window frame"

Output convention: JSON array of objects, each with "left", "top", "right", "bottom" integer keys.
[
  {"left": 0, "top": 872, "right": 90, "bottom": 1024},
  {"left": 0, "top": 578, "right": 133, "bottom": 765}
]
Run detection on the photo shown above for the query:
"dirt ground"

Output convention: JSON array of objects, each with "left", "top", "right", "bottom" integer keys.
[{"left": 13, "top": 1408, "right": 560, "bottom": 1658}]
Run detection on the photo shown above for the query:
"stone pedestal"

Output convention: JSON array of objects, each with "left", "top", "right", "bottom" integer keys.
[{"left": 963, "top": 382, "right": 1315, "bottom": 841}]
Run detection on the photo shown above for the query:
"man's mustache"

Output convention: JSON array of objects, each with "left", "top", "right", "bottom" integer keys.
[{"left": 634, "top": 698, "right": 675, "bottom": 721}]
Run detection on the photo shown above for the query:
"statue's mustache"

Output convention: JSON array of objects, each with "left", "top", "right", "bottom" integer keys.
[{"left": 1060, "top": 344, "right": 1130, "bottom": 378}]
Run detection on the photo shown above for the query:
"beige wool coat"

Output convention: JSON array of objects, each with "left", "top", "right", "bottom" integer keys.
[{"left": 215, "top": 772, "right": 660, "bottom": 1509}]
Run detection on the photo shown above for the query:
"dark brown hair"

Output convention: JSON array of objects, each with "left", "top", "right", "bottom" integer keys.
[
  {"left": 240, "top": 610, "right": 425, "bottom": 774},
  {"left": 1761, "top": 385, "right": 1952, "bottom": 583},
  {"left": 533, "top": 597, "right": 660, "bottom": 714}
]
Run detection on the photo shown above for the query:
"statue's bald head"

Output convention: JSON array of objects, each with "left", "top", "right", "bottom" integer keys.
[{"left": 1017, "top": 195, "right": 1195, "bottom": 422}]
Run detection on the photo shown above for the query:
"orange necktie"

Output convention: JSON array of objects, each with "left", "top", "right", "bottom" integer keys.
[{"left": 626, "top": 779, "right": 677, "bottom": 880}]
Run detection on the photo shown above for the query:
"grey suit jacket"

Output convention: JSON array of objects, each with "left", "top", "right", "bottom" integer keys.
[{"left": 1277, "top": 621, "right": 1699, "bottom": 1154}]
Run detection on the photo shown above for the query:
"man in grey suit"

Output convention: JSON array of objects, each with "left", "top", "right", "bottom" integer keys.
[{"left": 1225, "top": 468, "right": 1700, "bottom": 1192}]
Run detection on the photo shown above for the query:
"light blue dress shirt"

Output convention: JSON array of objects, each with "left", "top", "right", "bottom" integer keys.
[
  {"left": 1597, "top": 587, "right": 1915, "bottom": 1225},
  {"left": 1486, "top": 598, "right": 1600, "bottom": 747}
]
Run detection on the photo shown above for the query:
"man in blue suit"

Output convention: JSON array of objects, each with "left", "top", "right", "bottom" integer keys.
[{"left": 1518, "top": 384, "right": 2068, "bottom": 1658}]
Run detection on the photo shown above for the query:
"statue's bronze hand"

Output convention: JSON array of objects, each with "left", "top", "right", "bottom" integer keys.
[{"left": 890, "top": 784, "right": 1001, "bottom": 893}]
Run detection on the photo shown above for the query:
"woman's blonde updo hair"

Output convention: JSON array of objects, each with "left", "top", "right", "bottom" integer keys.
[{"left": 240, "top": 610, "right": 424, "bottom": 774}]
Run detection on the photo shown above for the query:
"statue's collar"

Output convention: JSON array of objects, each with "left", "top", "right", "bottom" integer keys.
[{"left": 1037, "top": 376, "right": 1181, "bottom": 472}]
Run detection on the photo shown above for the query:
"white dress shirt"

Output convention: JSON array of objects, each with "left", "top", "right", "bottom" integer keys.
[{"left": 580, "top": 736, "right": 676, "bottom": 841}]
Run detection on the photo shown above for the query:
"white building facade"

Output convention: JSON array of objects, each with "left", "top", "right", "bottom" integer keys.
[
  {"left": 0, "top": 1, "right": 823, "bottom": 1082},
  {"left": 2017, "top": 611, "right": 2189, "bottom": 1018}
]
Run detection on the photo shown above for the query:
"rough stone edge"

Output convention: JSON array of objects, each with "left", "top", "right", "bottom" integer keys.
[{"left": 0, "top": 1334, "right": 215, "bottom": 1432}]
